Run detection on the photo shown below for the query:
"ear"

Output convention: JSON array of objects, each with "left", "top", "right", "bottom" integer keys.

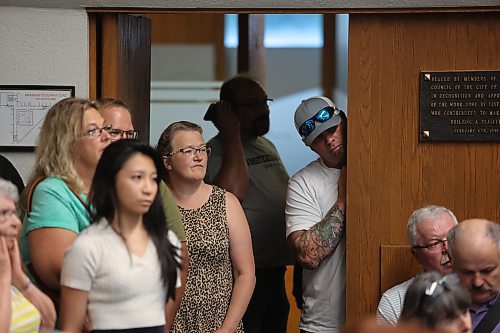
[
  {"left": 411, "top": 248, "right": 419, "bottom": 261},
  {"left": 163, "top": 157, "right": 173, "bottom": 171}
]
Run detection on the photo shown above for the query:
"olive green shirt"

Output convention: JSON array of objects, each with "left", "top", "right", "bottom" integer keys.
[{"left": 160, "top": 180, "right": 186, "bottom": 242}]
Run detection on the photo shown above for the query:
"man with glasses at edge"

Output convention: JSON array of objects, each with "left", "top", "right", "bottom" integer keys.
[
  {"left": 448, "top": 219, "right": 500, "bottom": 333},
  {"left": 285, "top": 96, "right": 347, "bottom": 333},
  {"left": 377, "top": 205, "right": 458, "bottom": 325},
  {"left": 95, "top": 98, "right": 187, "bottom": 331},
  {"left": 204, "top": 75, "right": 293, "bottom": 333},
  {"left": 94, "top": 98, "right": 139, "bottom": 141}
]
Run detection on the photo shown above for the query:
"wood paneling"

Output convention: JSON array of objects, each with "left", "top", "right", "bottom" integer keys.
[
  {"left": 99, "top": 14, "right": 151, "bottom": 143},
  {"left": 88, "top": 14, "right": 97, "bottom": 100},
  {"left": 149, "top": 13, "right": 224, "bottom": 44},
  {"left": 322, "top": 14, "right": 335, "bottom": 98},
  {"left": 347, "top": 12, "right": 500, "bottom": 323},
  {"left": 380, "top": 245, "right": 421, "bottom": 294},
  {"left": 238, "top": 14, "right": 265, "bottom": 84}
]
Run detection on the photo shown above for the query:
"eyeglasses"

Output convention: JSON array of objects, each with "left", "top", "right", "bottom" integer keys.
[
  {"left": 80, "top": 124, "right": 113, "bottom": 138},
  {"left": 299, "top": 106, "right": 341, "bottom": 139},
  {"left": 109, "top": 129, "right": 139, "bottom": 140},
  {"left": 167, "top": 145, "right": 211, "bottom": 157},
  {"left": 412, "top": 238, "right": 448, "bottom": 253},
  {"left": 232, "top": 98, "right": 273, "bottom": 108},
  {"left": 0, "top": 209, "right": 17, "bottom": 219},
  {"left": 424, "top": 274, "right": 460, "bottom": 297}
]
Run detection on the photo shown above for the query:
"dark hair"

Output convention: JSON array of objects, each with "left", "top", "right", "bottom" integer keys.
[
  {"left": 400, "top": 271, "right": 470, "bottom": 329},
  {"left": 90, "top": 139, "right": 179, "bottom": 300},
  {"left": 219, "top": 75, "right": 262, "bottom": 103}
]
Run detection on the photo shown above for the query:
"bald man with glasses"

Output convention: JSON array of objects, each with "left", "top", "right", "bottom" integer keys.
[{"left": 377, "top": 205, "right": 458, "bottom": 325}]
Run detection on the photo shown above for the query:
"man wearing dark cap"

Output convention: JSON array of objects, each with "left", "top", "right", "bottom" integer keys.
[
  {"left": 204, "top": 75, "right": 293, "bottom": 333},
  {"left": 285, "top": 96, "right": 347, "bottom": 333}
]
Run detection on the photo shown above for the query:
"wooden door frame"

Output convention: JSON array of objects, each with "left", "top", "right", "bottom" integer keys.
[{"left": 86, "top": 7, "right": 500, "bottom": 326}]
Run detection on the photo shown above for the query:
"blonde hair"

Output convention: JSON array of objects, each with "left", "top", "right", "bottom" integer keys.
[{"left": 28, "top": 97, "right": 97, "bottom": 193}]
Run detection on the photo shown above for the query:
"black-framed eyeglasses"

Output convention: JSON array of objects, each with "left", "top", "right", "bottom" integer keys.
[
  {"left": 109, "top": 129, "right": 139, "bottom": 140},
  {"left": 166, "top": 145, "right": 211, "bottom": 158},
  {"left": 424, "top": 273, "right": 460, "bottom": 297},
  {"left": 411, "top": 238, "right": 448, "bottom": 253},
  {"left": 299, "top": 106, "right": 341, "bottom": 139},
  {"left": 232, "top": 98, "right": 273, "bottom": 108},
  {"left": 80, "top": 124, "right": 113, "bottom": 138},
  {"left": 0, "top": 209, "right": 17, "bottom": 219}
]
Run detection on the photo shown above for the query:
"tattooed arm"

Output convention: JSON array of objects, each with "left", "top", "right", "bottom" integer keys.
[
  {"left": 287, "top": 203, "right": 345, "bottom": 269},
  {"left": 286, "top": 166, "right": 346, "bottom": 270}
]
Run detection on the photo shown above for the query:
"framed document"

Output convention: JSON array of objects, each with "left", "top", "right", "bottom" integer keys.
[{"left": 0, "top": 85, "right": 75, "bottom": 150}]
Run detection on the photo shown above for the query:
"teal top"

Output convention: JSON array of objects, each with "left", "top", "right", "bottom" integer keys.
[{"left": 20, "top": 176, "right": 91, "bottom": 267}]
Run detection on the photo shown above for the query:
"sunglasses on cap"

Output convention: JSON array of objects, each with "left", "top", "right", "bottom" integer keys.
[{"left": 299, "top": 106, "right": 341, "bottom": 138}]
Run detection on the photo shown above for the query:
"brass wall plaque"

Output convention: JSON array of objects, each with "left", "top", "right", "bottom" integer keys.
[{"left": 419, "top": 71, "right": 500, "bottom": 142}]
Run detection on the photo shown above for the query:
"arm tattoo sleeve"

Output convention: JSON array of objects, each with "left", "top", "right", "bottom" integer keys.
[{"left": 293, "top": 203, "right": 345, "bottom": 269}]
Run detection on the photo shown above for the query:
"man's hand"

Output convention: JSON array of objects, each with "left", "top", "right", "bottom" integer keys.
[
  {"left": 209, "top": 101, "right": 249, "bottom": 200},
  {"left": 212, "top": 102, "right": 241, "bottom": 140}
]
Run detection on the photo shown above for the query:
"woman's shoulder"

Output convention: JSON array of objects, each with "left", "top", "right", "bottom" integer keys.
[
  {"left": 72, "top": 219, "right": 111, "bottom": 247},
  {"left": 33, "top": 176, "right": 71, "bottom": 195}
]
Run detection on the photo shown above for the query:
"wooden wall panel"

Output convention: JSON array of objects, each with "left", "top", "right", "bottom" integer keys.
[
  {"left": 238, "top": 14, "right": 265, "bottom": 84},
  {"left": 322, "top": 14, "right": 335, "bottom": 98},
  {"left": 380, "top": 245, "right": 421, "bottom": 294},
  {"left": 99, "top": 14, "right": 151, "bottom": 143},
  {"left": 347, "top": 12, "right": 500, "bottom": 323}
]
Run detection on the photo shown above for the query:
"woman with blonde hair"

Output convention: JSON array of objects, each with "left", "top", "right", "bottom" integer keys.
[
  {"left": 157, "top": 121, "right": 255, "bottom": 333},
  {"left": 19, "top": 97, "right": 112, "bottom": 306}
]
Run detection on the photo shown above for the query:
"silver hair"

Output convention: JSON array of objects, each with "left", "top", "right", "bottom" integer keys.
[
  {"left": 448, "top": 219, "right": 500, "bottom": 257},
  {"left": 0, "top": 178, "right": 19, "bottom": 203},
  {"left": 406, "top": 205, "right": 458, "bottom": 246}
]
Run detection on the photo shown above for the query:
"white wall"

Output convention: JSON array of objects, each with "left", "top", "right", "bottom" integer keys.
[{"left": 0, "top": 6, "right": 88, "bottom": 182}]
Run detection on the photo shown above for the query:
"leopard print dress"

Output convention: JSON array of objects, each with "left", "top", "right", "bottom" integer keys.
[{"left": 172, "top": 186, "right": 244, "bottom": 333}]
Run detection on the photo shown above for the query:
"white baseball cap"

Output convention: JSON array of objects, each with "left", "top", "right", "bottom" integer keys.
[{"left": 294, "top": 96, "right": 342, "bottom": 146}]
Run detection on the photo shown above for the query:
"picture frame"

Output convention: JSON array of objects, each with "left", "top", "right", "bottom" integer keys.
[{"left": 0, "top": 85, "right": 75, "bottom": 150}]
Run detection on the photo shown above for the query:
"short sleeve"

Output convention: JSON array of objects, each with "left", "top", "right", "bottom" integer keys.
[
  {"left": 160, "top": 182, "right": 186, "bottom": 242},
  {"left": 25, "top": 178, "right": 88, "bottom": 234},
  {"left": 285, "top": 174, "right": 323, "bottom": 237},
  {"left": 376, "top": 292, "right": 400, "bottom": 325},
  {"left": 61, "top": 232, "right": 100, "bottom": 292}
]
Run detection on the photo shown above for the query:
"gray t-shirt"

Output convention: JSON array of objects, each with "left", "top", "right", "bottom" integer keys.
[{"left": 206, "top": 135, "right": 293, "bottom": 268}]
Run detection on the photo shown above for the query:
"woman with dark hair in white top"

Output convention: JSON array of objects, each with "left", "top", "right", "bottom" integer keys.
[{"left": 60, "top": 140, "right": 180, "bottom": 333}]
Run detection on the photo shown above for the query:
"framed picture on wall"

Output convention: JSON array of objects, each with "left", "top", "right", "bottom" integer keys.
[{"left": 0, "top": 85, "right": 75, "bottom": 150}]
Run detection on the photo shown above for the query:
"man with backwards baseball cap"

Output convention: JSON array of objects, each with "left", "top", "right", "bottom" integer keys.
[{"left": 285, "top": 96, "right": 347, "bottom": 333}]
